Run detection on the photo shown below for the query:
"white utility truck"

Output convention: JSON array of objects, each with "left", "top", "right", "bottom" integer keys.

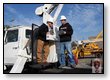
[{"left": 4, "top": 26, "right": 32, "bottom": 72}]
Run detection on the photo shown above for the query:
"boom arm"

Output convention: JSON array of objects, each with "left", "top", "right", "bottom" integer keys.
[
  {"left": 95, "top": 30, "right": 103, "bottom": 40},
  {"left": 35, "top": 4, "right": 64, "bottom": 25}
]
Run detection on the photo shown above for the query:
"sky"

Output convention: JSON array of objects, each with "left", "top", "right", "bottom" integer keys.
[{"left": 4, "top": 4, "right": 103, "bottom": 41}]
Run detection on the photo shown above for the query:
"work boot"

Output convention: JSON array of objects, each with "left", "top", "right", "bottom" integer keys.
[
  {"left": 58, "top": 65, "right": 66, "bottom": 69},
  {"left": 70, "top": 64, "right": 76, "bottom": 68}
]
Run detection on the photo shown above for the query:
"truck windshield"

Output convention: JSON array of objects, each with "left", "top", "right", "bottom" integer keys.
[{"left": 5, "top": 30, "right": 18, "bottom": 42}]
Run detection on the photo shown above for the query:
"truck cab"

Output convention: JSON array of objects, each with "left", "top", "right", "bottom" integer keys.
[{"left": 4, "top": 26, "right": 32, "bottom": 66}]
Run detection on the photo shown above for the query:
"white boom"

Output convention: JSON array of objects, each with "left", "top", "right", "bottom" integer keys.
[
  {"left": 35, "top": 4, "right": 64, "bottom": 24},
  {"left": 10, "top": 49, "right": 31, "bottom": 73}
]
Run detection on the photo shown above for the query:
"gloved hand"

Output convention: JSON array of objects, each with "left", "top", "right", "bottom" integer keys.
[{"left": 59, "top": 30, "right": 66, "bottom": 35}]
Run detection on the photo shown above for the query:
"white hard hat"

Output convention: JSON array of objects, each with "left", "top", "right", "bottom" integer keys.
[
  {"left": 60, "top": 15, "right": 66, "bottom": 20},
  {"left": 47, "top": 17, "right": 54, "bottom": 23}
]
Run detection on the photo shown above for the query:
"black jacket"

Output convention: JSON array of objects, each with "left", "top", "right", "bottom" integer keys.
[
  {"left": 59, "top": 23, "right": 73, "bottom": 42},
  {"left": 37, "top": 23, "right": 49, "bottom": 42}
]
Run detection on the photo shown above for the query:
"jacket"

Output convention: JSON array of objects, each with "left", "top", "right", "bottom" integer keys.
[
  {"left": 59, "top": 23, "right": 73, "bottom": 42},
  {"left": 37, "top": 23, "right": 49, "bottom": 42}
]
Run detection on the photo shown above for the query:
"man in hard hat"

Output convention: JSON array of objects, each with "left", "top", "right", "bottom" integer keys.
[
  {"left": 37, "top": 17, "right": 54, "bottom": 64},
  {"left": 58, "top": 15, "right": 76, "bottom": 68}
]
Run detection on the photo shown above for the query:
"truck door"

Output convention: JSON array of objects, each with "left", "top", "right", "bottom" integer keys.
[{"left": 4, "top": 29, "right": 19, "bottom": 65}]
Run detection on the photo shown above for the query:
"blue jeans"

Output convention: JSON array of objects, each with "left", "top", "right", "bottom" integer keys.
[{"left": 59, "top": 41, "right": 75, "bottom": 65}]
